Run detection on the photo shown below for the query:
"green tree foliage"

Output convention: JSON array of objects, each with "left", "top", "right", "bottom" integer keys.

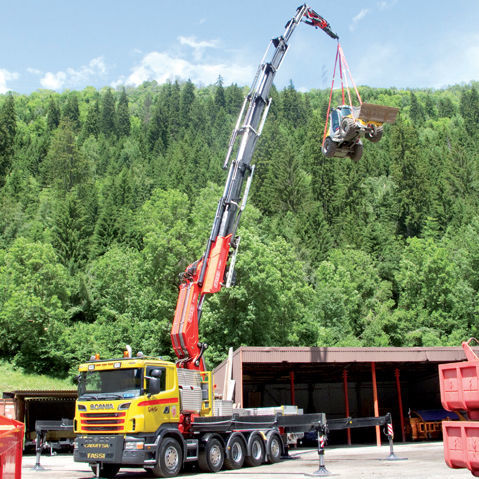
[
  {"left": 62, "top": 92, "right": 81, "bottom": 130},
  {"left": 0, "top": 80, "right": 478, "bottom": 377},
  {"left": 0, "top": 238, "right": 72, "bottom": 373},
  {"left": 46, "top": 96, "right": 60, "bottom": 130},
  {"left": 0, "top": 94, "right": 16, "bottom": 182},
  {"left": 41, "top": 119, "right": 90, "bottom": 192},
  {"left": 116, "top": 88, "right": 130, "bottom": 137},
  {"left": 83, "top": 98, "right": 100, "bottom": 138},
  {"left": 100, "top": 88, "right": 116, "bottom": 136}
]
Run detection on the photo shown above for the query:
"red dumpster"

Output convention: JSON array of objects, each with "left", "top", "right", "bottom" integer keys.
[
  {"left": 0, "top": 415, "right": 24, "bottom": 479},
  {"left": 443, "top": 421, "right": 479, "bottom": 477},
  {"left": 439, "top": 339, "right": 479, "bottom": 419}
]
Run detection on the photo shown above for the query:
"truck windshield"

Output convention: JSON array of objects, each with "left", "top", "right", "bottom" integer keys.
[
  {"left": 78, "top": 368, "right": 143, "bottom": 400},
  {"left": 340, "top": 107, "right": 352, "bottom": 117}
]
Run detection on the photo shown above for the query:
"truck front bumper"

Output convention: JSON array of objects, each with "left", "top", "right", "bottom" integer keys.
[{"left": 74, "top": 435, "right": 149, "bottom": 466}]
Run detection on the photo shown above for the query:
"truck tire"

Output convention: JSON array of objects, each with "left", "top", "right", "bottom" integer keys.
[
  {"left": 266, "top": 433, "right": 283, "bottom": 463},
  {"left": 89, "top": 463, "right": 120, "bottom": 478},
  {"left": 366, "top": 126, "right": 383, "bottom": 143},
  {"left": 224, "top": 434, "right": 246, "bottom": 469},
  {"left": 151, "top": 437, "right": 183, "bottom": 478},
  {"left": 245, "top": 433, "right": 265, "bottom": 467},
  {"left": 341, "top": 118, "right": 358, "bottom": 141},
  {"left": 322, "top": 137, "right": 337, "bottom": 158},
  {"left": 198, "top": 437, "right": 224, "bottom": 473},
  {"left": 350, "top": 142, "right": 363, "bottom": 162}
]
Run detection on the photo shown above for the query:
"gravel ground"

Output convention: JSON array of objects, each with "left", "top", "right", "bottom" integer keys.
[{"left": 22, "top": 441, "right": 473, "bottom": 479}]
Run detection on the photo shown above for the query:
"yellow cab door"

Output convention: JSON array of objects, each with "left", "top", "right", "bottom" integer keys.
[{"left": 139, "top": 364, "right": 180, "bottom": 433}]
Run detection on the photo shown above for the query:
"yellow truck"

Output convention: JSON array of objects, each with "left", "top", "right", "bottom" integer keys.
[{"left": 73, "top": 351, "right": 325, "bottom": 478}]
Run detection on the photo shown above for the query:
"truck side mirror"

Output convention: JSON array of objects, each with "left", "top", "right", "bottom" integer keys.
[
  {"left": 146, "top": 369, "right": 164, "bottom": 396},
  {"left": 147, "top": 378, "right": 162, "bottom": 395}
]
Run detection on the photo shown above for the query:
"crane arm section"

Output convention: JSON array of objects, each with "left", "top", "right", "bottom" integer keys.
[{"left": 171, "top": 4, "right": 338, "bottom": 371}]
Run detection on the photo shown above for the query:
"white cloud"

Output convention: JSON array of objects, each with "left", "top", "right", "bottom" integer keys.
[
  {"left": 40, "top": 71, "right": 67, "bottom": 90},
  {"left": 0, "top": 69, "right": 19, "bottom": 93},
  {"left": 40, "top": 56, "right": 107, "bottom": 91},
  {"left": 178, "top": 35, "right": 218, "bottom": 61},
  {"left": 119, "top": 50, "right": 254, "bottom": 88},
  {"left": 350, "top": 9, "right": 369, "bottom": 31},
  {"left": 377, "top": 0, "right": 397, "bottom": 10},
  {"left": 179, "top": 36, "right": 217, "bottom": 50},
  {"left": 27, "top": 67, "right": 42, "bottom": 75}
]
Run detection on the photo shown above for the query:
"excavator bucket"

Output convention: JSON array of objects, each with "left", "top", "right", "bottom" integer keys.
[{"left": 358, "top": 103, "right": 399, "bottom": 124}]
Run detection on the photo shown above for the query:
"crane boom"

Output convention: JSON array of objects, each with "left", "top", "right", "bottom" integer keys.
[{"left": 171, "top": 4, "right": 338, "bottom": 371}]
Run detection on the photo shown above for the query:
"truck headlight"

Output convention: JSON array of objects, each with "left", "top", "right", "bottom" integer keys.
[{"left": 125, "top": 441, "right": 144, "bottom": 450}]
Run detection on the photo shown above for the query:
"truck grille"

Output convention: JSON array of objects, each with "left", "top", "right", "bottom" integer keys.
[{"left": 79, "top": 412, "right": 125, "bottom": 432}]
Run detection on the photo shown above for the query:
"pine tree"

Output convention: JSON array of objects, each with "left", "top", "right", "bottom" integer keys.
[
  {"left": 409, "top": 91, "right": 425, "bottom": 124},
  {"left": 225, "top": 83, "right": 244, "bottom": 115},
  {"left": 46, "top": 96, "right": 60, "bottom": 130},
  {"left": 0, "top": 93, "right": 16, "bottom": 183},
  {"left": 424, "top": 93, "right": 437, "bottom": 120},
  {"left": 52, "top": 189, "right": 90, "bottom": 272},
  {"left": 438, "top": 96, "right": 456, "bottom": 118},
  {"left": 460, "top": 86, "right": 479, "bottom": 135},
  {"left": 167, "top": 81, "right": 181, "bottom": 138},
  {"left": 100, "top": 88, "right": 116, "bottom": 136},
  {"left": 214, "top": 76, "right": 226, "bottom": 109},
  {"left": 42, "top": 119, "right": 90, "bottom": 191},
  {"left": 142, "top": 92, "right": 153, "bottom": 125},
  {"left": 83, "top": 99, "right": 100, "bottom": 138},
  {"left": 180, "top": 80, "right": 195, "bottom": 129},
  {"left": 116, "top": 88, "right": 131, "bottom": 137},
  {"left": 62, "top": 92, "right": 80, "bottom": 130}
]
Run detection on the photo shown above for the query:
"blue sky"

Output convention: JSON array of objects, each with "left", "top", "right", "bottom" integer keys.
[{"left": 1, "top": 1, "right": 478, "bottom": 94}]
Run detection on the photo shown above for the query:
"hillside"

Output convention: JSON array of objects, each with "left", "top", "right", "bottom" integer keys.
[
  {"left": 0, "top": 79, "right": 478, "bottom": 377},
  {"left": 0, "top": 361, "right": 74, "bottom": 393}
]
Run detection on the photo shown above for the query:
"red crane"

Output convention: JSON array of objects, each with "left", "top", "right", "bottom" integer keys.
[{"left": 171, "top": 4, "right": 338, "bottom": 371}]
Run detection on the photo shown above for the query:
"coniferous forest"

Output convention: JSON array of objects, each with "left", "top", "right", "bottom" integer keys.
[{"left": 1, "top": 79, "right": 479, "bottom": 378}]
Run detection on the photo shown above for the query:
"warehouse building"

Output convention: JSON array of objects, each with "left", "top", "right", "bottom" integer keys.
[{"left": 213, "top": 346, "right": 470, "bottom": 444}]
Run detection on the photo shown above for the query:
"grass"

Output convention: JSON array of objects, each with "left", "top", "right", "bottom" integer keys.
[{"left": 0, "top": 361, "right": 75, "bottom": 394}]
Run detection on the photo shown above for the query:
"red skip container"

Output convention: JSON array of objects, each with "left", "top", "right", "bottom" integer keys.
[
  {"left": 443, "top": 421, "right": 479, "bottom": 477},
  {"left": 439, "top": 339, "right": 479, "bottom": 419},
  {"left": 0, "top": 415, "right": 24, "bottom": 479}
]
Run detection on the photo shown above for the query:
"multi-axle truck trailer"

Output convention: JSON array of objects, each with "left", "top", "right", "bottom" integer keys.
[{"left": 73, "top": 353, "right": 327, "bottom": 477}]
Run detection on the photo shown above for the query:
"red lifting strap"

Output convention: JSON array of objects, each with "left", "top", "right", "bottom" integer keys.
[{"left": 322, "top": 43, "right": 362, "bottom": 148}]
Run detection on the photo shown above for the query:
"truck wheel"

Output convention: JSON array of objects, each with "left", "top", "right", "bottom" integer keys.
[
  {"left": 266, "top": 433, "right": 282, "bottom": 463},
  {"left": 152, "top": 437, "right": 183, "bottom": 478},
  {"left": 245, "top": 433, "right": 265, "bottom": 467},
  {"left": 350, "top": 142, "right": 363, "bottom": 162},
  {"left": 224, "top": 435, "right": 246, "bottom": 469},
  {"left": 366, "top": 126, "right": 383, "bottom": 143},
  {"left": 198, "top": 437, "right": 224, "bottom": 473},
  {"left": 322, "top": 137, "right": 337, "bottom": 158},
  {"left": 89, "top": 463, "right": 120, "bottom": 478},
  {"left": 341, "top": 118, "right": 357, "bottom": 141}
]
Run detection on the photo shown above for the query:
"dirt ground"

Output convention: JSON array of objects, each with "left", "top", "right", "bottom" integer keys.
[{"left": 22, "top": 441, "right": 473, "bottom": 479}]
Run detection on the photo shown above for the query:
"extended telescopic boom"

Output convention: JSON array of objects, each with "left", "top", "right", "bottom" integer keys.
[{"left": 171, "top": 4, "right": 338, "bottom": 371}]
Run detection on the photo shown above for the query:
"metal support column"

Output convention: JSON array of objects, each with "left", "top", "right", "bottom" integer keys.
[
  {"left": 395, "top": 368, "right": 406, "bottom": 442},
  {"left": 290, "top": 370, "right": 296, "bottom": 405},
  {"left": 342, "top": 369, "right": 351, "bottom": 445},
  {"left": 239, "top": 348, "right": 244, "bottom": 408},
  {"left": 371, "top": 362, "right": 381, "bottom": 446}
]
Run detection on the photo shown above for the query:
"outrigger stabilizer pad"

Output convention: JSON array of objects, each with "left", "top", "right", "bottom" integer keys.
[{"left": 305, "top": 432, "right": 332, "bottom": 477}]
